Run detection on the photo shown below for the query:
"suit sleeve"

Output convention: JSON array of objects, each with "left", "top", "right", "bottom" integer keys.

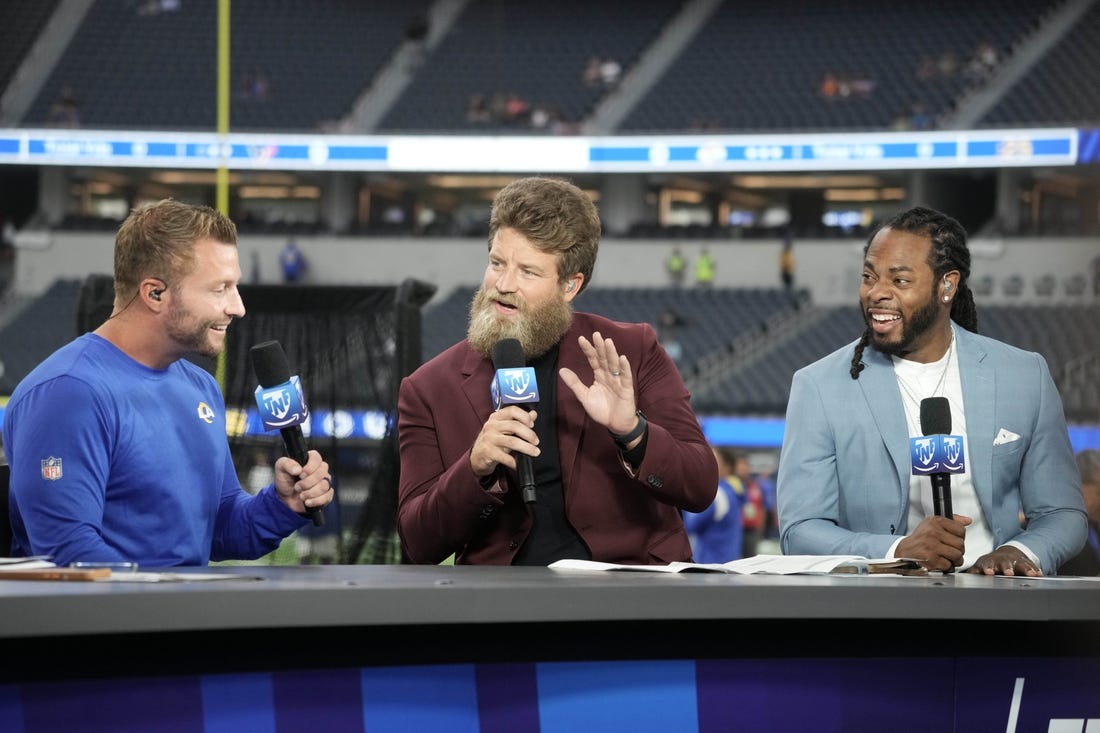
[
  {"left": 396, "top": 373, "right": 503, "bottom": 564},
  {"left": 778, "top": 368, "right": 898, "bottom": 559},
  {"left": 630, "top": 324, "right": 717, "bottom": 513},
  {"left": 1009, "top": 353, "right": 1087, "bottom": 573}
]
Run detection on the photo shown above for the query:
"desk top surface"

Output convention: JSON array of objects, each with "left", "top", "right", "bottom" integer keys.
[{"left": 3, "top": 564, "right": 1100, "bottom": 639}]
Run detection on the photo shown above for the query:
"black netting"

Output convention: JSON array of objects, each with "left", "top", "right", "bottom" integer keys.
[{"left": 224, "top": 283, "right": 434, "bottom": 564}]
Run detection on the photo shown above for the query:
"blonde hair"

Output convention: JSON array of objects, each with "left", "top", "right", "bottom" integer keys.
[{"left": 113, "top": 199, "right": 237, "bottom": 302}]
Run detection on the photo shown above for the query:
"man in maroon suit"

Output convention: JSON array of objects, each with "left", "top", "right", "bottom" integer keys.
[{"left": 398, "top": 177, "right": 717, "bottom": 565}]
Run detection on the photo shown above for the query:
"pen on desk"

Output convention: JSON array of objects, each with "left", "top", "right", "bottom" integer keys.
[{"left": 70, "top": 562, "right": 138, "bottom": 572}]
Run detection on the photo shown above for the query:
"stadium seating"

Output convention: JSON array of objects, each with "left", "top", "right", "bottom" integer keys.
[
  {"left": 690, "top": 303, "right": 1100, "bottom": 421},
  {"left": 0, "top": 1, "right": 59, "bottom": 96},
  {"left": 420, "top": 285, "right": 478, "bottom": 363},
  {"left": 980, "top": 1, "right": 1100, "bottom": 127},
  {"left": 620, "top": 0, "right": 1060, "bottom": 132},
  {"left": 23, "top": 1, "right": 426, "bottom": 131},
  {"left": 378, "top": 0, "right": 684, "bottom": 132},
  {"left": 421, "top": 285, "right": 806, "bottom": 383},
  {"left": 8, "top": 0, "right": 1088, "bottom": 135},
  {"left": 0, "top": 278, "right": 81, "bottom": 394}
]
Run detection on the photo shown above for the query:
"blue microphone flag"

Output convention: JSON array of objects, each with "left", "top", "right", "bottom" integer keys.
[
  {"left": 254, "top": 376, "right": 309, "bottom": 430},
  {"left": 910, "top": 434, "right": 966, "bottom": 476},
  {"left": 491, "top": 366, "right": 539, "bottom": 409}
]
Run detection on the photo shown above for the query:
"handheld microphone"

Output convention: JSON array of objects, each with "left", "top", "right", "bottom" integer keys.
[
  {"left": 490, "top": 338, "right": 539, "bottom": 504},
  {"left": 913, "top": 396, "right": 966, "bottom": 519},
  {"left": 250, "top": 340, "right": 325, "bottom": 527}
]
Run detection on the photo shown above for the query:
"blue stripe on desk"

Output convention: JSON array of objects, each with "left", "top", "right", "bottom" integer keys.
[
  {"left": 536, "top": 660, "right": 698, "bottom": 733},
  {"left": 361, "top": 663, "right": 479, "bottom": 731},
  {"left": 201, "top": 673, "right": 274, "bottom": 733}
]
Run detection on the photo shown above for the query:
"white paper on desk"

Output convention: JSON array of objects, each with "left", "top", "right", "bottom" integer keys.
[
  {"left": 550, "top": 555, "right": 884, "bottom": 575},
  {"left": 0, "top": 556, "right": 56, "bottom": 569},
  {"left": 99, "top": 571, "right": 263, "bottom": 583},
  {"left": 716, "top": 555, "right": 873, "bottom": 574},
  {"left": 549, "top": 559, "right": 692, "bottom": 573}
]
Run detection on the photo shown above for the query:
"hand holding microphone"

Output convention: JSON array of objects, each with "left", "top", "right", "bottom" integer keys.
[
  {"left": 250, "top": 340, "right": 329, "bottom": 526},
  {"left": 896, "top": 514, "right": 971, "bottom": 572},
  {"left": 916, "top": 396, "right": 964, "bottom": 518},
  {"left": 469, "top": 339, "right": 541, "bottom": 503},
  {"left": 902, "top": 396, "right": 970, "bottom": 570}
]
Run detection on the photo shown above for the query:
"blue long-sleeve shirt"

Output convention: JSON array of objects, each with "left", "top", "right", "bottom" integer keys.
[
  {"left": 3, "top": 334, "right": 307, "bottom": 566},
  {"left": 683, "top": 476, "right": 744, "bottom": 564}
]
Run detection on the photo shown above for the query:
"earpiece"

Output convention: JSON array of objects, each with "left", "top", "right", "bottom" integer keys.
[
  {"left": 566, "top": 282, "right": 575, "bottom": 292},
  {"left": 943, "top": 281, "right": 952, "bottom": 291},
  {"left": 150, "top": 289, "right": 163, "bottom": 301}
]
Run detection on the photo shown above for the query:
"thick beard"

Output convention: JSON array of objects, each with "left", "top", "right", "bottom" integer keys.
[
  {"left": 467, "top": 286, "right": 573, "bottom": 360},
  {"left": 863, "top": 290, "right": 940, "bottom": 358}
]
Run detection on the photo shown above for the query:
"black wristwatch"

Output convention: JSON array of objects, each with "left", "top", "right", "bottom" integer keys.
[{"left": 610, "top": 410, "right": 647, "bottom": 449}]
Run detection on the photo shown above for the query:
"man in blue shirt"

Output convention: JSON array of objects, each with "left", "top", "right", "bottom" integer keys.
[
  {"left": 3, "top": 199, "right": 333, "bottom": 566},
  {"left": 683, "top": 446, "right": 744, "bottom": 564},
  {"left": 280, "top": 238, "right": 307, "bottom": 283}
]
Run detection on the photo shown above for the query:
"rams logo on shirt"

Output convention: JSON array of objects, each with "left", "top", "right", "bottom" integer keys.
[{"left": 197, "top": 401, "right": 216, "bottom": 424}]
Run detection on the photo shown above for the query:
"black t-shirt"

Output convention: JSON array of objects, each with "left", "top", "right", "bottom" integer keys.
[{"left": 512, "top": 344, "right": 592, "bottom": 566}]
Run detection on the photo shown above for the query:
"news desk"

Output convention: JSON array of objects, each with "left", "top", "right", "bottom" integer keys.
[{"left": 2, "top": 565, "right": 1099, "bottom": 732}]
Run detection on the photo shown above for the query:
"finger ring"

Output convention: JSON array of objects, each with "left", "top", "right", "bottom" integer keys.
[{"left": 610, "top": 371, "right": 621, "bottom": 376}]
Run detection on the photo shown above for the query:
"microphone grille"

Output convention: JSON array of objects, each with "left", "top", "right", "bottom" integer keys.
[
  {"left": 491, "top": 338, "right": 525, "bottom": 369},
  {"left": 919, "top": 396, "right": 952, "bottom": 436},
  {"left": 250, "top": 340, "right": 292, "bottom": 387}
]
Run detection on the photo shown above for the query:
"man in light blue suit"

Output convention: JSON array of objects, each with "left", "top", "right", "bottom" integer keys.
[{"left": 777, "top": 206, "right": 1085, "bottom": 575}]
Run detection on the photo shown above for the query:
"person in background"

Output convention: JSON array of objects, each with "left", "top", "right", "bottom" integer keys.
[
  {"left": 735, "top": 452, "right": 765, "bottom": 558},
  {"left": 397, "top": 177, "right": 717, "bottom": 566},
  {"left": 695, "top": 248, "right": 715, "bottom": 288},
  {"left": 683, "top": 446, "right": 744, "bottom": 563},
  {"left": 755, "top": 468, "right": 779, "bottom": 544},
  {"left": 1059, "top": 450, "right": 1100, "bottom": 576},
  {"left": 779, "top": 236, "right": 795, "bottom": 296},
  {"left": 2, "top": 199, "right": 333, "bottom": 566},
  {"left": 280, "top": 238, "right": 307, "bottom": 283},
  {"left": 665, "top": 246, "right": 686, "bottom": 288},
  {"left": 777, "top": 205, "right": 1085, "bottom": 575}
]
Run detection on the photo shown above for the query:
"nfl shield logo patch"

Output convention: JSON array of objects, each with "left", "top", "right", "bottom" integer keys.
[{"left": 41, "top": 456, "right": 63, "bottom": 481}]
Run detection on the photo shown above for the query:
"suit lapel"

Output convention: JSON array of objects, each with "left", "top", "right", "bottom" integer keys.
[
  {"left": 859, "top": 348, "right": 911, "bottom": 502},
  {"left": 461, "top": 346, "right": 495, "bottom": 425},
  {"left": 957, "top": 329, "right": 994, "bottom": 523}
]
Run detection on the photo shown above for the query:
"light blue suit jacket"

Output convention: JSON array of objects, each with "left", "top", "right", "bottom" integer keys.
[{"left": 777, "top": 326, "right": 1086, "bottom": 574}]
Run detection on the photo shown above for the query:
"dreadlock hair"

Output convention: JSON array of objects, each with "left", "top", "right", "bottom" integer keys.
[{"left": 850, "top": 206, "right": 978, "bottom": 379}]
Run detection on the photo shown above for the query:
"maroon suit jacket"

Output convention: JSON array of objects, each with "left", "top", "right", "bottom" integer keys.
[{"left": 397, "top": 311, "right": 717, "bottom": 565}]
